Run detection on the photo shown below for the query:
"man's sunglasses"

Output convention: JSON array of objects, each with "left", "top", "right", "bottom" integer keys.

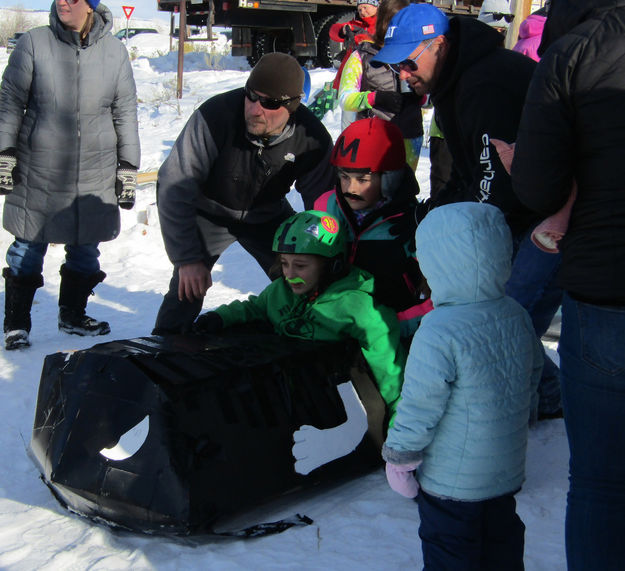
[
  {"left": 492, "top": 13, "right": 515, "bottom": 23},
  {"left": 390, "top": 40, "right": 435, "bottom": 75},
  {"left": 244, "top": 85, "right": 300, "bottom": 110},
  {"left": 58, "top": 0, "right": 81, "bottom": 4}
]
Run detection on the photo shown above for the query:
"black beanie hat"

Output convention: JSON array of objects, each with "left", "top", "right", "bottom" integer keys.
[{"left": 246, "top": 53, "right": 305, "bottom": 113}]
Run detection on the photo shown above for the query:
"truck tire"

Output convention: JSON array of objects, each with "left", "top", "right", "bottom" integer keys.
[
  {"left": 247, "top": 30, "right": 308, "bottom": 68},
  {"left": 316, "top": 10, "right": 356, "bottom": 69},
  {"left": 247, "top": 31, "right": 272, "bottom": 67}
]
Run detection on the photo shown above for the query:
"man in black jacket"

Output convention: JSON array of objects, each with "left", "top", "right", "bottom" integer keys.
[
  {"left": 512, "top": 1, "right": 625, "bottom": 568},
  {"left": 153, "top": 53, "right": 335, "bottom": 334},
  {"left": 373, "top": 3, "right": 564, "bottom": 420},
  {"left": 373, "top": 3, "right": 536, "bottom": 233}
]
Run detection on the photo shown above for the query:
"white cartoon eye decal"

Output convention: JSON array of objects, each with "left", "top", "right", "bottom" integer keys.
[
  {"left": 99, "top": 416, "right": 150, "bottom": 461},
  {"left": 292, "top": 381, "right": 368, "bottom": 475}
]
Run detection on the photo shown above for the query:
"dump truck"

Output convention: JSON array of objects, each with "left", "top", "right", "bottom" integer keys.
[{"left": 157, "top": 0, "right": 483, "bottom": 68}]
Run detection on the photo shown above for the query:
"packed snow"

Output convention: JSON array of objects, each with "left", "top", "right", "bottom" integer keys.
[{"left": 0, "top": 26, "right": 568, "bottom": 570}]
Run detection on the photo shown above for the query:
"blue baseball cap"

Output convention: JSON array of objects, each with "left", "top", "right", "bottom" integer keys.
[{"left": 372, "top": 4, "right": 450, "bottom": 64}]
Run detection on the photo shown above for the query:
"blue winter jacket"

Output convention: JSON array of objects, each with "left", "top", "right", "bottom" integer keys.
[{"left": 383, "top": 202, "right": 543, "bottom": 501}]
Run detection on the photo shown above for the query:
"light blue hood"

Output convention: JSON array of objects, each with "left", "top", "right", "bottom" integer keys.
[{"left": 416, "top": 203, "right": 512, "bottom": 307}]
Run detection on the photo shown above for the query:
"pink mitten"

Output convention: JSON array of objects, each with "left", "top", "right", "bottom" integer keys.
[
  {"left": 490, "top": 138, "right": 578, "bottom": 255},
  {"left": 531, "top": 182, "right": 577, "bottom": 253},
  {"left": 385, "top": 462, "right": 420, "bottom": 498}
]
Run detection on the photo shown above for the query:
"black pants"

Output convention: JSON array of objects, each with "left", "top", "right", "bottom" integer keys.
[
  {"left": 153, "top": 208, "right": 293, "bottom": 334},
  {"left": 417, "top": 490, "right": 525, "bottom": 571}
]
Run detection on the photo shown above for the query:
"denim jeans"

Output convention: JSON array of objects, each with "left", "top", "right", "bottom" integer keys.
[
  {"left": 559, "top": 293, "right": 625, "bottom": 571},
  {"left": 506, "top": 227, "right": 564, "bottom": 414},
  {"left": 417, "top": 490, "right": 525, "bottom": 571},
  {"left": 6, "top": 238, "right": 101, "bottom": 277}
]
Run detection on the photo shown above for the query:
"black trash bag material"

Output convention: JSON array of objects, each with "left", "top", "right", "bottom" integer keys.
[{"left": 29, "top": 331, "right": 387, "bottom": 536}]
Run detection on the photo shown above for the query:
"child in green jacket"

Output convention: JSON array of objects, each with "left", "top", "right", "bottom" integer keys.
[{"left": 193, "top": 210, "right": 406, "bottom": 415}]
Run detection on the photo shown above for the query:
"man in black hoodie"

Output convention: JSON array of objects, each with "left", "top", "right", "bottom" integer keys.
[
  {"left": 373, "top": 3, "right": 564, "bottom": 420},
  {"left": 512, "top": 1, "right": 625, "bottom": 569}
]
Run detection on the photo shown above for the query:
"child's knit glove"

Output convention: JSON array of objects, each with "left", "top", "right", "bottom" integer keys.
[
  {"left": 0, "top": 154, "right": 17, "bottom": 195},
  {"left": 385, "top": 461, "right": 421, "bottom": 498},
  {"left": 115, "top": 168, "right": 137, "bottom": 210}
]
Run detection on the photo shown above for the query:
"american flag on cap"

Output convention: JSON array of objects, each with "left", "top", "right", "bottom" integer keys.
[{"left": 422, "top": 24, "right": 435, "bottom": 35}]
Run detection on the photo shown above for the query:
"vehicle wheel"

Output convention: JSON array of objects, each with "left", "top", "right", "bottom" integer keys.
[
  {"left": 247, "top": 30, "right": 295, "bottom": 68},
  {"left": 316, "top": 11, "right": 356, "bottom": 69}
]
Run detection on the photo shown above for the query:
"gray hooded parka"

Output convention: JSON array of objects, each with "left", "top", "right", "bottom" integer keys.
[{"left": 0, "top": 3, "right": 140, "bottom": 244}]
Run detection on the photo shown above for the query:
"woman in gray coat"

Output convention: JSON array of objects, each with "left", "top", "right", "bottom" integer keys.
[{"left": 0, "top": 0, "right": 140, "bottom": 350}]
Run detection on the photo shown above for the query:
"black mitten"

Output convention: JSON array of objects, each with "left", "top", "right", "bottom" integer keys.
[
  {"left": 0, "top": 154, "right": 17, "bottom": 195},
  {"left": 192, "top": 311, "right": 224, "bottom": 334},
  {"left": 389, "top": 208, "right": 417, "bottom": 251},
  {"left": 372, "top": 91, "right": 404, "bottom": 114},
  {"left": 115, "top": 168, "right": 137, "bottom": 210}
]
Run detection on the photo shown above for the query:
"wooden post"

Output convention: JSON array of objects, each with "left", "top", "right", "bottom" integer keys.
[
  {"left": 505, "top": 0, "right": 533, "bottom": 49},
  {"left": 170, "top": 12, "right": 174, "bottom": 52},
  {"left": 177, "top": 1, "right": 187, "bottom": 99},
  {"left": 207, "top": 0, "right": 214, "bottom": 42}
]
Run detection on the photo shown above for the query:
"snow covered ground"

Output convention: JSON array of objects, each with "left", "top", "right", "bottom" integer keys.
[{"left": 0, "top": 29, "right": 568, "bottom": 570}]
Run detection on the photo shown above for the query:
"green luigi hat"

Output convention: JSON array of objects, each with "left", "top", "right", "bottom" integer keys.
[{"left": 273, "top": 210, "right": 346, "bottom": 259}]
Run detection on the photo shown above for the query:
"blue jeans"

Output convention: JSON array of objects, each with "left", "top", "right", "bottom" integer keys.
[
  {"left": 559, "top": 293, "right": 625, "bottom": 571},
  {"left": 506, "top": 228, "right": 563, "bottom": 414},
  {"left": 6, "top": 238, "right": 101, "bottom": 277},
  {"left": 417, "top": 490, "right": 525, "bottom": 571}
]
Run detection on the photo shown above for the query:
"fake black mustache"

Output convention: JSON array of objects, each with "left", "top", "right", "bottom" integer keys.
[{"left": 343, "top": 192, "right": 365, "bottom": 201}]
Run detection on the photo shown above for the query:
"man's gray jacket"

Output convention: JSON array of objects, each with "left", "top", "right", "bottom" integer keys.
[{"left": 157, "top": 88, "right": 334, "bottom": 267}]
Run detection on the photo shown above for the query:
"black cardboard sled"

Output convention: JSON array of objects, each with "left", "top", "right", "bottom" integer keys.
[{"left": 29, "top": 332, "right": 387, "bottom": 535}]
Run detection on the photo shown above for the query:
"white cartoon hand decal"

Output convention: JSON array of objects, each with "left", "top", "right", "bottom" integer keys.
[
  {"left": 100, "top": 415, "right": 150, "bottom": 461},
  {"left": 292, "top": 382, "right": 368, "bottom": 475}
]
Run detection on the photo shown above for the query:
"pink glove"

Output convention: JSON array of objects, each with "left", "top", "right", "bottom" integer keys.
[
  {"left": 531, "top": 182, "right": 577, "bottom": 253},
  {"left": 490, "top": 138, "right": 578, "bottom": 255},
  {"left": 385, "top": 462, "right": 420, "bottom": 498}
]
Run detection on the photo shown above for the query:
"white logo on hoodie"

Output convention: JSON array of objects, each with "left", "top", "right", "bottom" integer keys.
[{"left": 479, "top": 133, "right": 495, "bottom": 202}]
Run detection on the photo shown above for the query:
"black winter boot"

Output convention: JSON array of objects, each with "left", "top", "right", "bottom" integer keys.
[
  {"left": 58, "top": 265, "right": 110, "bottom": 336},
  {"left": 3, "top": 268, "right": 44, "bottom": 350}
]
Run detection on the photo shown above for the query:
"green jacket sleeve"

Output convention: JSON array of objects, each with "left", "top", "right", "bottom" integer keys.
[
  {"left": 214, "top": 286, "right": 272, "bottom": 328},
  {"left": 316, "top": 292, "right": 406, "bottom": 415}
]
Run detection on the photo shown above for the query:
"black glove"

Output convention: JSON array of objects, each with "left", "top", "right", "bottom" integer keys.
[
  {"left": 389, "top": 208, "right": 417, "bottom": 252},
  {"left": 115, "top": 168, "right": 137, "bottom": 210},
  {"left": 192, "top": 311, "right": 224, "bottom": 334},
  {"left": 0, "top": 154, "right": 17, "bottom": 195},
  {"left": 372, "top": 91, "right": 404, "bottom": 115}
]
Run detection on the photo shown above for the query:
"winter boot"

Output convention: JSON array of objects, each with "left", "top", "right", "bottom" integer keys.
[
  {"left": 3, "top": 268, "right": 44, "bottom": 350},
  {"left": 58, "top": 264, "right": 110, "bottom": 336}
]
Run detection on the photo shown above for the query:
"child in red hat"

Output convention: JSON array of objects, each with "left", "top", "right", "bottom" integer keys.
[{"left": 315, "top": 117, "right": 432, "bottom": 339}]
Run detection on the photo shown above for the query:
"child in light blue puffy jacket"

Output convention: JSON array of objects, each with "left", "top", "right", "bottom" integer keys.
[{"left": 382, "top": 202, "right": 543, "bottom": 570}]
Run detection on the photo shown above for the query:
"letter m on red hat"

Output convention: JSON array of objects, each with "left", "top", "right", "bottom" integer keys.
[{"left": 333, "top": 135, "right": 360, "bottom": 164}]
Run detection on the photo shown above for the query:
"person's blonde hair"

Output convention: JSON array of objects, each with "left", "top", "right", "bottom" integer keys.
[{"left": 80, "top": 10, "right": 94, "bottom": 42}]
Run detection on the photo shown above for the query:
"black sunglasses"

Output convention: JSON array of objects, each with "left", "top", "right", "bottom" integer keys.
[
  {"left": 244, "top": 85, "right": 300, "bottom": 110},
  {"left": 492, "top": 13, "right": 515, "bottom": 23},
  {"left": 389, "top": 40, "right": 434, "bottom": 75}
]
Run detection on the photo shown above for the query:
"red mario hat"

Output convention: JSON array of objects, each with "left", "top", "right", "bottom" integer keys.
[{"left": 331, "top": 117, "right": 406, "bottom": 173}]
